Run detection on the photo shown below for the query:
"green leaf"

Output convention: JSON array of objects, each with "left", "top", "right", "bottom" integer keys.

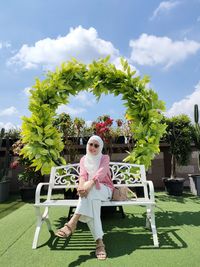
[
  {"left": 41, "top": 162, "right": 51, "bottom": 175},
  {"left": 45, "top": 138, "right": 54, "bottom": 146}
]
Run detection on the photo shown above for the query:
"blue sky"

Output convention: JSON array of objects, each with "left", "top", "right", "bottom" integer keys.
[{"left": 0, "top": 0, "right": 200, "bottom": 129}]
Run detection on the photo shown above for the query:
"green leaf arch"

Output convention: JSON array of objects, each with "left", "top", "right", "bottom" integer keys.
[{"left": 21, "top": 57, "right": 167, "bottom": 175}]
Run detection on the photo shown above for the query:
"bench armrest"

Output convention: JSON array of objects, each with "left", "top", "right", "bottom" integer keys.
[
  {"left": 143, "top": 181, "right": 155, "bottom": 202},
  {"left": 35, "top": 182, "right": 50, "bottom": 205}
]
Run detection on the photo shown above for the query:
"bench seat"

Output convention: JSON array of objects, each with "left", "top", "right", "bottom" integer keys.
[{"left": 34, "top": 198, "right": 155, "bottom": 207}]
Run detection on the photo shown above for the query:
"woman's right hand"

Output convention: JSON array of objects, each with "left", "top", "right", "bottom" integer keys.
[
  {"left": 77, "top": 176, "right": 95, "bottom": 197},
  {"left": 77, "top": 184, "right": 87, "bottom": 197},
  {"left": 77, "top": 180, "right": 94, "bottom": 197}
]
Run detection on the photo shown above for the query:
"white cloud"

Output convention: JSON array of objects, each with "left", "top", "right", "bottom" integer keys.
[
  {"left": 0, "top": 106, "right": 18, "bottom": 116},
  {"left": 0, "top": 122, "right": 20, "bottom": 131},
  {"left": 4, "top": 42, "right": 11, "bottom": 48},
  {"left": 0, "top": 41, "right": 11, "bottom": 50},
  {"left": 8, "top": 26, "right": 119, "bottom": 70},
  {"left": 56, "top": 104, "right": 86, "bottom": 116},
  {"left": 85, "top": 120, "right": 92, "bottom": 127},
  {"left": 129, "top": 33, "right": 200, "bottom": 68},
  {"left": 166, "top": 81, "right": 200, "bottom": 119},
  {"left": 150, "top": 1, "right": 180, "bottom": 20},
  {"left": 23, "top": 87, "right": 31, "bottom": 96},
  {"left": 74, "top": 92, "right": 96, "bottom": 107}
]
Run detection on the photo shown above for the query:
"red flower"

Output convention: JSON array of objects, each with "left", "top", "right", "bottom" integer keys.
[
  {"left": 105, "top": 118, "right": 113, "bottom": 126},
  {"left": 10, "top": 160, "right": 19, "bottom": 169},
  {"left": 92, "top": 116, "right": 114, "bottom": 144}
]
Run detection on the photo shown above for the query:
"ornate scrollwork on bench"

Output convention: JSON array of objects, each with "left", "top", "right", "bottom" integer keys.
[
  {"left": 109, "top": 163, "right": 142, "bottom": 185},
  {"left": 54, "top": 164, "right": 80, "bottom": 186},
  {"left": 53, "top": 162, "right": 142, "bottom": 187}
]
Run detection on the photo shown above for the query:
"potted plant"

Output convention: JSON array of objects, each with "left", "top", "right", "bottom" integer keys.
[
  {"left": 81, "top": 125, "right": 94, "bottom": 144},
  {"left": 0, "top": 128, "right": 11, "bottom": 202},
  {"left": 54, "top": 113, "right": 80, "bottom": 199},
  {"left": 115, "top": 119, "right": 125, "bottom": 143},
  {"left": 53, "top": 113, "right": 78, "bottom": 162},
  {"left": 189, "top": 104, "right": 200, "bottom": 196},
  {"left": 4, "top": 127, "right": 21, "bottom": 143},
  {"left": 11, "top": 140, "right": 42, "bottom": 201},
  {"left": 123, "top": 118, "right": 134, "bottom": 143},
  {"left": 92, "top": 114, "right": 114, "bottom": 156},
  {"left": 162, "top": 114, "right": 192, "bottom": 196},
  {"left": 73, "top": 117, "right": 85, "bottom": 145}
]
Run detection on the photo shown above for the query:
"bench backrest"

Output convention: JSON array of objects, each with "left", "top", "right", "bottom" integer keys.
[{"left": 49, "top": 162, "right": 147, "bottom": 190}]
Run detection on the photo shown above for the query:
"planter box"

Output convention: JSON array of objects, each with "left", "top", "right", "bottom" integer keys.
[
  {"left": 0, "top": 180, "right": 10, "bottom": 202},
  {"left": 188, "top": 174, "right": 200, "bottom": 196}
]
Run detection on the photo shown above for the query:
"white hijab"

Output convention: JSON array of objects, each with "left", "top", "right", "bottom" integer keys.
[{"left": 84, "top": 135, "right": 104, "bottom": 179}]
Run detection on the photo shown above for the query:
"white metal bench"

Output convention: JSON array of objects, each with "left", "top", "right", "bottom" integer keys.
[{"left": 32, "top": 162, "right": 159, "bottom": 249}]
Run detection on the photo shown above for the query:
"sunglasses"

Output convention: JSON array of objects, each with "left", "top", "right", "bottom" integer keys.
[{"left": 88, "top": 142, "right": 99, "bottom": 149}]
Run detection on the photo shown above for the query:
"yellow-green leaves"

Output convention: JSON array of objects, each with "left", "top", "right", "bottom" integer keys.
[{"left": 21, "top": 57, "right": 166, "bottom": 174}]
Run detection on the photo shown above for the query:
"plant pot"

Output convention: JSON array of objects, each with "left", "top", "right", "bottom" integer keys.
[
  {"left": 83, "top": 137, "right": 89, "bottom": 145},
  {"left": 115, "top": 136, "right": 125, "bottom": 144},
  {"left": 188, "top": 174, "right": 200, "bottom": 196},
  {"left": 162, "top": 177, "right": 185, "bottom": 196},
  {"left": 0, "top": 179, "right": 10, "bottom": 202},
  {"left": 20, "top": 187, "right": 36, "bottom": 201}
]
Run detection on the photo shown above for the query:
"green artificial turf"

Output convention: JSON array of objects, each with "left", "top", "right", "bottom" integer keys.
[
  {"left": 0, "top": 194, "right": 25, "bottom": 220},
  {"left": 0, "top": 192, "right": 200, "bottom": 267}
]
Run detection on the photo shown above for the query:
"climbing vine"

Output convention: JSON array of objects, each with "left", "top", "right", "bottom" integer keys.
[{"left": 21, "top": 57, "right": 167, "bottom": 174}]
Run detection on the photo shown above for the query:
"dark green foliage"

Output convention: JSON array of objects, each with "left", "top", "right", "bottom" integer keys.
[
  {"left": 0, "top": 128, "right": 11, "bottom": 181},
  {"left": 191, "top": 104, "right": 200, "bottom": 169},
  {"left": 163, "top": 115, "right": 192, "bottom": 177}
]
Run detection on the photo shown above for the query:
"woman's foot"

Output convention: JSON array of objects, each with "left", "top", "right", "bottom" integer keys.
[
  {"left": 95, "top": 240, "right": 107, "bottom": 260},
  {"left": 55, "top": 222, "right": 77, "bottom": 238}
]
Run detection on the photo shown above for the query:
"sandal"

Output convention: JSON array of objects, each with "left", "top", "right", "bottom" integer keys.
[
  {"left": 95, "top": 243, "right": 107, "bottom": 260},
  {"left": 55, "top": 223, "right": 76, "bottom": 238}
]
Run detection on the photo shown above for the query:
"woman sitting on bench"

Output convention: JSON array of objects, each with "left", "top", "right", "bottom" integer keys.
[{"left": 55, "top": 135, "right": 114, "bottom": 260}]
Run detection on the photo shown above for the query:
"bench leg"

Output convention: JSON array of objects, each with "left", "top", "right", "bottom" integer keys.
[
  {"left": 149, "top": 205, "right": 159, "bottom": 247},
  {"left": 32, "top": 207, "right": 52, "bottom": 249},
  {"left": 43, "top": 207, "right": 52, "bottom": 231},
  {"left": 118, "top": 206, "right": 126, "bottom": 218},
  {"left": 32, "top": 207, "right": 43, "bottom": 249},
  {"left": 145, "top": 208, "right": 151, "bottom": 229}
]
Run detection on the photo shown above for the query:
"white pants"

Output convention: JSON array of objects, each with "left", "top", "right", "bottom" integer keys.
[{"left": 74, "top": 183, "right": 112, "bottom": 241}]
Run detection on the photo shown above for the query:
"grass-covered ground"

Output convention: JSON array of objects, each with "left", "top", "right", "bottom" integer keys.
[{"left": 0, "top": 191, "right": 200, "bottom": 267}]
